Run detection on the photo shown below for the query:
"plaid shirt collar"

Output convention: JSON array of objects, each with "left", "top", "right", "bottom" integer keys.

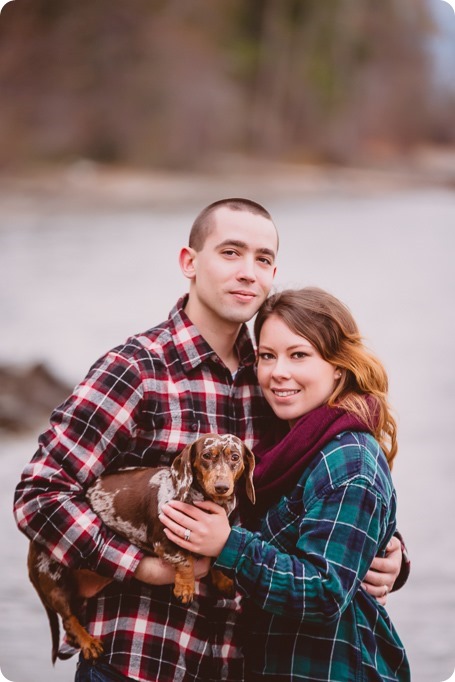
[{"left": 169, "top": 294, "right": 257, "bottom": 373}]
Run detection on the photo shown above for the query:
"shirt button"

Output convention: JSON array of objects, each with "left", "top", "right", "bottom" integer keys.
[{"left": 191, "top": 423, "right": 198, "bottom": 432}]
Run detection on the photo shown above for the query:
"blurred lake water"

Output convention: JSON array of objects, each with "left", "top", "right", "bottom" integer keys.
[{"left": 1, "top": 176, "right": 454, "bottom": 682}]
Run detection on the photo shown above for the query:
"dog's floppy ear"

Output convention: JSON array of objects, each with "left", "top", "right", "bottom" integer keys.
[
  {"left": 171, "top": 442, "right": 196, "bottom": 500},
  {"left": 242, "top": 444, "right": 256, "bottom": 505}
]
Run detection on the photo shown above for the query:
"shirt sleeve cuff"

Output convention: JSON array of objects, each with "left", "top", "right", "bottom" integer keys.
[{"left": 215, "top": 526, "right": 250, "bottom": 572}]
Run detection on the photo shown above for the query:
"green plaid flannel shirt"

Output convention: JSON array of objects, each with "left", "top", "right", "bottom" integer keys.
[{"left": 215, "top": 431, "right": 410, "bottom": 681}]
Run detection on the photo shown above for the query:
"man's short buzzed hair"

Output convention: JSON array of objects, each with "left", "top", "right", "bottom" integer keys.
[{"left": 189, "top": 198, "right": 278, "bottom": 252}]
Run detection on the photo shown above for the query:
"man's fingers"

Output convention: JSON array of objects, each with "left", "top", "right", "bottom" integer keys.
[
  {"left": 369, "top": 554, "right": 397, "bottom": 574},
  {"left": 386, "top": 535, "right": 400, "bottom": 554},
  {"left": 362, "top": 580, "right": 387, "bottom": 594},
  {"left": 363, "top": 568, "right": 387, "bottom": 586},
  {"left": 362, "top": 569, "right": 391, "bottom": 608}
]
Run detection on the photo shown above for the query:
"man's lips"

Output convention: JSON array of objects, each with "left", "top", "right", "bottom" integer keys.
[{"left": 230, "top": 290, "right": 257, "bottom": 301}]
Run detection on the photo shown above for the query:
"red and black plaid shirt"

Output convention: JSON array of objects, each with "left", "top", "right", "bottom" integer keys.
[{"left": 14, "top": 295, "right": 276, "bottom": 682}]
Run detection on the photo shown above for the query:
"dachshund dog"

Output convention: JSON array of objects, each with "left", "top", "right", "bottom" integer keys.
[{"left": 28, "top": 433, "right": 255, "bottom": 663}]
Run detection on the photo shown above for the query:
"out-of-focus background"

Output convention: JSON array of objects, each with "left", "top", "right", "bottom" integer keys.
[{"left": 1, "top": 2, "right": 454, "bottom": 681}]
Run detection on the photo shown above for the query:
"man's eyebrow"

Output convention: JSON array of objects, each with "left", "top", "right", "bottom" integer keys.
[
  {"left": 257, "top": 247, "right": 276, "bottom": 260},
  {"left": 216, "top": 239, "right": 276, "bottom": 260},
  {"left": 216, "top": 239, "right": 248, "bottom": 250}
]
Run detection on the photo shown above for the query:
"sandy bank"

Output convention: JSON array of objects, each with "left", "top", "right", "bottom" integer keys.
[{"left": 1, "top": 149, "right": 454, "bottom": 214}]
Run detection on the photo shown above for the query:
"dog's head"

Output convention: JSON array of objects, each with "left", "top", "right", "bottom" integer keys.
[{"left": 171, "top": 433, "right": 255, "bottom": 506}]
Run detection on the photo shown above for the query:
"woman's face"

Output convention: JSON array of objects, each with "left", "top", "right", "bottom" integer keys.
[{"left": 257, "top": 315, "right": 340, "bottom": 426}]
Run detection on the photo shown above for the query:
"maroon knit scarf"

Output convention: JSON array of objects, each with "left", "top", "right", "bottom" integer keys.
[{"left": 252, "top": 403, "right": 374, "bottom": 514}]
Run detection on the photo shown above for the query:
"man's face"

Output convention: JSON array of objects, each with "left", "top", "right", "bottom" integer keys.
[{"left": 186, "top": 207, "right": 278, "bottom": 328}]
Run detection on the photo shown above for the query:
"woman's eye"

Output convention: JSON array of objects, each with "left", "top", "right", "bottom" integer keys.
[{"left": 258, "top": 352, "right": 274, "bottom": 361}]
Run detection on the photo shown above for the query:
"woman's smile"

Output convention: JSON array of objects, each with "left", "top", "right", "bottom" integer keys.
[{"left": 271, "top": 388, "right": 301, "bottom": 398}]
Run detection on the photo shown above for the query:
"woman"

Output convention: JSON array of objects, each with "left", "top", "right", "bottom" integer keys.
[{"left": 160, "top": 287, "right": 410, "bottom": 681}]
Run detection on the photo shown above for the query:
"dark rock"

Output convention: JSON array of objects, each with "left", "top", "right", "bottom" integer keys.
[{"left": 0, "top": 363, "right": 72, "bottom": 434}]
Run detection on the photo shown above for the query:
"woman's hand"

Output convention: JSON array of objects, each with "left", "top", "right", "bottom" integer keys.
[
  {"left": 159, "top": 500, "right": 232, "bottom": 557},
  {"left": 361, "top": 536, "right": 402, "bottom": 605}
]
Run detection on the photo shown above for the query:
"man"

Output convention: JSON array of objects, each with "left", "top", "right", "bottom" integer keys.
[{"left": 14, "top": 199, "right": 404, "bottom": 682}]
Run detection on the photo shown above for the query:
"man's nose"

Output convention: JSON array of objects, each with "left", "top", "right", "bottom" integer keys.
[{"left": 236, "top": 256, "right": 256, "bottom": 282}]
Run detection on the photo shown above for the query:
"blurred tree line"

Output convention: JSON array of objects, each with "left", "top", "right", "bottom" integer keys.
[{"left": 0, "top": 0, "right": 453, "bottom": 170}]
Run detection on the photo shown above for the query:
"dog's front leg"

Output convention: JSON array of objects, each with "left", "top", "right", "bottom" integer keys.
[
  {"left": 173, "top": 555, "right": 195, "bottom": 605},
  {"left": 210, "top": 567, "right": 236, "bottom": 597}
]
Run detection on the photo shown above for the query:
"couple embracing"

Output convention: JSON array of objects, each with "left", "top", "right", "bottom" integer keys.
[{"left": 14, "top": 198, "right": 410, "bottom": 681}]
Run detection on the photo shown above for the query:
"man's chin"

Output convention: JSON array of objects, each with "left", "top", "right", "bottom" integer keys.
[
  {"left": 225, "top": 307, "right": 260, "bottom": 325},
  {"left": 231, "top": 297, "right": 265, "bottom": 317}
]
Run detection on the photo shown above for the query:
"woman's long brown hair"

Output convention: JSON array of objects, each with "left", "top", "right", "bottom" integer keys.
[{"left": 254, "top": 287, "right": 398, "bottom": 468}]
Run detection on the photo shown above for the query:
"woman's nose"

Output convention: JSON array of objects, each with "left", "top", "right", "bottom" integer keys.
[{"left": 271, "top": 356, "right": 291, "bottom": 379}]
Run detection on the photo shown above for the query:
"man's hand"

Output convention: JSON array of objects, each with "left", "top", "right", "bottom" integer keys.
[
  {"left": 361, "top": 536, "right": 402, "bottom": 605},
  {"left": 134, "top": 555, "right": 212, "bottom": 585}
]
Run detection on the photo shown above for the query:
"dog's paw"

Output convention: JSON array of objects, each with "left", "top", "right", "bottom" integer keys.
[
  {"left": 80, "top": 634, "right": 104, "bottom": 661},
  {"left": 173, "top": 582, "right": 194, "bottom": 605}
]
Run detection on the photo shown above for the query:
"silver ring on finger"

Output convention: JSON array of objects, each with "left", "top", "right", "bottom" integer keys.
[{"left": 184, "top": 528, "right": 191, "bottom": 542}]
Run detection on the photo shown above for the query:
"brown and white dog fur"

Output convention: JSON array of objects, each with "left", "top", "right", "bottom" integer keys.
[{"left": 28, "top": 433, "right": 255, "bottom": 663}]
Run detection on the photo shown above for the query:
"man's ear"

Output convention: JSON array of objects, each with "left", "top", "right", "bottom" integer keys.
[{"left": 179, "top": 247, "right": 197, "bottom": 280}]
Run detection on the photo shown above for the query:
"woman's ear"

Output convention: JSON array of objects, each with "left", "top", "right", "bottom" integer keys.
[{"left": 179, "top": 247, "right": 197, "bottom": 280}]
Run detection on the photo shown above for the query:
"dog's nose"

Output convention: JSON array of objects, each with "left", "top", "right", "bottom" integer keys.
[{"left": 215, "top": 483, "right": 230, "bottom": 495}]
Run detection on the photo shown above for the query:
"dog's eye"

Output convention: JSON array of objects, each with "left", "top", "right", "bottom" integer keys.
[
  {"left": 231, "top": 454, "right": 240, "bottom": 462},
  {"left": 202, "top": 452, "right": 212, "bottom": 460}
]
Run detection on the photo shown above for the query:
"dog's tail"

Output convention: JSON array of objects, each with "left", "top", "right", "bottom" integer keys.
[
  {"left": 45, "top": 610, "right": 76, "bottom": 663},
  {"left": 43, "top": 604, "right": 61, "bottom": 665}
]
